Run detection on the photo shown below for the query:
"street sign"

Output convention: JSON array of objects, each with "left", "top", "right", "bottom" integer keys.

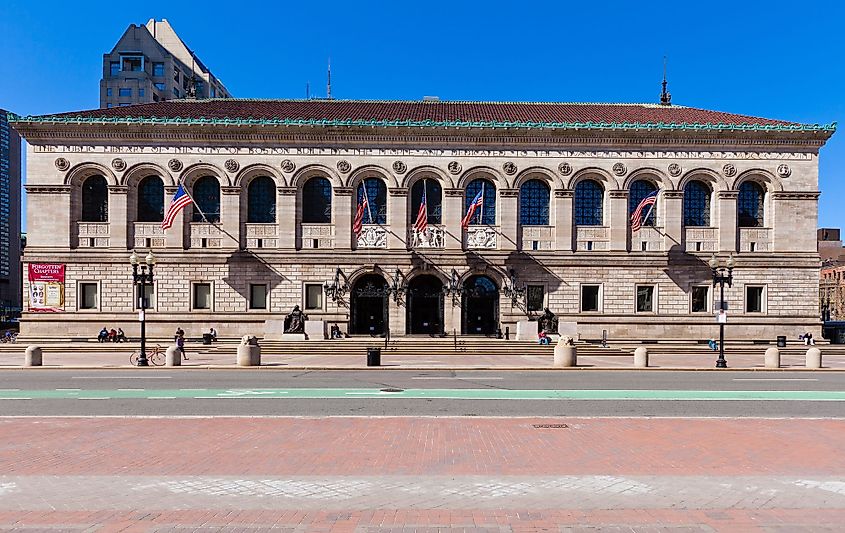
[{"left": 717, "top": 310, "right": 727, "bottom": 324}]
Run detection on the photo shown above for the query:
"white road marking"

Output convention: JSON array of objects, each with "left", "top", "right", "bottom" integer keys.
[
  {"left": 732, "top": 378, "right": 819, "bottom": 382},
  {"left": 0, "top": 397, "right": 30, "bottom": 400},
  {"left": 0, "top": 389, "right": 20, "bottom": 391}
]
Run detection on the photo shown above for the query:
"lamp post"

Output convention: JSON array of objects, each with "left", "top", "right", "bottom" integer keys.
[
  {"left": 324, "top": 268, "right": 348, "bottom": 302},
  {"left": 130, "top": 250, "right": 156, "bottom": 367},
  {"left": 503, "top": 268, "right": 525, "bottom": 307},
  {"left": 709, "top": 253, "right": 735, "bottom": 368},
  {"left": 389, "top": 268, "right": 405, "bottom": 303}
]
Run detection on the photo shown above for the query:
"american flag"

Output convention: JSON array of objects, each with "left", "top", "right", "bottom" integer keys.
[
  {"left": 161, "top": 182, "right": 193, "bottom": 230},
  {"left": 353, "top": 190, "right": 369, "bottom": 237},
  {"left": 630, "top": 190, "right": 658, "bottom": 232},
  {"left": 413, "top": 183, "right": 428, "bottom": 233},
  {"left": 461, "top": 190, "right": 484, "bottom": 229}
]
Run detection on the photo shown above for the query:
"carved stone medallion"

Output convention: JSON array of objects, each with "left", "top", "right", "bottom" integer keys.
[
  {"left": 502, "top": 162, "right": 517, "bottom": 175},
  {"left": 447, "top": 161, "right": 462, "bottom": 175},
  {"left": 54, "top": 158, "right": 70, "bottom": 171},
  {"left": 777, "top": 164, "right": 791, "bottom": 178},
  {"left": 168, "top": 159, "right": 183, "bottom": 172},
  {"left": 667, "top": 163, "right": 681, "bottom": 177},
  {"left": 337, "top": 160, "right": 351, "bottom": 174},
  {"left": 224, "top": 159, "right": 240, "bottom": 173},
  {"left": 111, "top": 158, "right": 126, "bottom": 172},
  {"left": 558, "top": 162, "right": 572, "bottom": 176},
  {"left": 280, "top": 159, "right": 296, "bottom": 173},
  {"left": 392, "top": 160, "right": 407, "bottom": 174},
  {"left": 722, "top": 164, "right": 737, "bottom": 178},
  {"left": 612, "top": 163, "right": 627, "bottom": 176}
]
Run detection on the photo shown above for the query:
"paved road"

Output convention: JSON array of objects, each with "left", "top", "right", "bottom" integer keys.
[{"left": 1, "top": 369, "right": 843, "bottom": 417}]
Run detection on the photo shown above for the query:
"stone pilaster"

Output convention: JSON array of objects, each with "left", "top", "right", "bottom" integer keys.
[
  {"left": 608, "top": 190, "right": 630, "bottom": 252},
  {"left": 554, "top": 189, "right": 574, "bottom": 252},
  {"left": 662, "top": 190, "right": 683, "bottom": 251},
  {"left": 163, "top": 186, "right": 184, "bottom": 249},
  {"left": 499, "top": 189, "right": 518, "bottom": 251},
  {"left": 443, "top": 189, "right": 463, "bottom": 250},
  {"left": 334, "top": 187, "right": 353, "bottom": 250},
  {"left": 277, "top": 188, "right": 296, "bottom": 249},
  {"left": 220, "top": 186, "right": 241, "bottom": 250},
  {"left": 388, "top": 188, "right": 408, "bottom": 249},
  {"left": 108, "top": 186, "right": 128, "bottom": 250},
  {"left": 717, "top": 191, "right": 738, "bottom": 253}
]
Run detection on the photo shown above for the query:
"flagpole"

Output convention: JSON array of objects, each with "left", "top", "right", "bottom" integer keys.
[
  {"left": 178, "top": 178, "right": 210, "bottom": 224},
  {"left": 642, "top": 190, "right": 658, "bottom": 226},
  {"left": 423, "top": 179, "right": 428, "bottom": 228},
  {"left": 363, "top": 180, "right": 374, "bottom": 224},
  {"left": 480, "top": 182, "right": 484, "bottom": 225}
]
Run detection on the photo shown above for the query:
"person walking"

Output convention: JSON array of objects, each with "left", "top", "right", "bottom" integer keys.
[{"left": 176, "top": 333, "right": 188, "bottom": 360}]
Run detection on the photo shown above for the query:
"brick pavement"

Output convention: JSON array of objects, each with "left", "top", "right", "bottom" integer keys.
[{"left": 0, "top": 417, "right": 844, "bottom": 531}]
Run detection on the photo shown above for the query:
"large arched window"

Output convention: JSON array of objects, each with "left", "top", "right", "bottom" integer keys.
[
  {"left": 81, "top": 175, "right": 109, "bottom": 222},
  {"left": 683, "top": 180, "right": 711, "bottom": 227},
  {"left": 464, "top": 178, "right": 496, "bottom": 225},
  {"left": 574, "top": 179, "right": 604, "bottom": 226},
  {"left": 410, "top": 179, "right": 442, "bottom": 224},
  {"left": 629, "top": 180, "right": 658, "bottom": 227},
  {"left": 137, "top": 176, "right": 164, "bottom": 222},
  {"left": 247, "top": 176, "right": 276, "bottom": 223},
  {"left": 357, "top": 178, "right": 387, "bottom": 224},
  {"left": 192, "top": 176, "right": 220, "bottom": 223},
  {"left": 519, "top": 179, "right": 550, "bottom": 225},
  {"left": 738, "top": 181, "right": 765, "bottom": 227},
  {"left": 302, "top": 177, "right": 332, "bottom": 223}
]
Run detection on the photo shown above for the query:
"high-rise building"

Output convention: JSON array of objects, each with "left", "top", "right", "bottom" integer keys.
[
  {"left": 0, "top": 110, "right": 21, "bottom": 310},
  {"left": 100, "top": 18, "right": 231, "bottom": 109}
]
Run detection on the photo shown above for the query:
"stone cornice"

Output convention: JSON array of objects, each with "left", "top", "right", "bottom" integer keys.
[
  {"left": 662, "top": 190, "right": 684, "bottom": 199},
  {"left": 221, "top": 186, "right": 240, "bottom": 195},
  {"left": 25, "top": 185, "right": 70, "bottom": 194},
  {"left": 499, "top": 189, "right": 519, "bottom": 198},
  {"left": 608, "top": 190, "right": 629, "bottom": 198},
  {"left": 108, "top": 186, "right": 129, "bottom": 195},
  {"left": 771, "top": 191, "right": 821, "bottom": 200},
  {"left": 554, "top": 190, "right": 574, "bottom": 198},
  {"left": 388, "top": 188, "right": 408, "bottom": 197},
  {"left": 717, "top": 191, "right": 739, "bottom": 199},
  {"left": 277, "top": 187, "right": 297, "bottom": 196},
  {"left": 334, "top": 187, "right": 353, "bottom": 196},
  {"left": 444, "top": 189, "right": 464, "bottom": 197}
]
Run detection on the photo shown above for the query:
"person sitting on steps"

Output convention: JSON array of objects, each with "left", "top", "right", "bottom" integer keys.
[{"left": 98, "top": 327, "right": 109, "bottom": 343}]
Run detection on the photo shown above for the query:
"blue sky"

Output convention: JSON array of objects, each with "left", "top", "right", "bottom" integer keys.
[{"left": 1, "top": 0, "right": 842, "bottom": 227}]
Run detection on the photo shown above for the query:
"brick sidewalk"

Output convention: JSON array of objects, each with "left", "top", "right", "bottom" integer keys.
[{"left": 1, "top": 417, "right": 845, "bottom": 530}]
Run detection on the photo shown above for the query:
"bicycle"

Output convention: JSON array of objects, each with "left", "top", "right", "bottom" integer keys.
[{"left": 129, "top": 344, "right": 165, "bottom": 366}]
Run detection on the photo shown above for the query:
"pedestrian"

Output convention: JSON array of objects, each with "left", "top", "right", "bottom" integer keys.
[
  {"left": 174, "top": 327, "right": 184, "bottom": 342},
  {"left": 116, "top": 328, "right": 127, "bottom": 343},
  {"left": 538, "top": 330, "right": 550, "bottom": 345},
  {"left": 98, "top": 327, "right": 108, "bottom": 343},
  {"left": 804, "top": 332, "right": 815, "bottom": 346},
  {"left": 209, "top": 327, "right": 217, "bottom": 342},
  {"left": 708, "top": 339, "right": 718, "bottom": 351},
  {"left": 108, "top": 328, "right": 117, "bottom": 342},
  {"left": 176, "top": 333, "right": 188, "bottom": 360}
]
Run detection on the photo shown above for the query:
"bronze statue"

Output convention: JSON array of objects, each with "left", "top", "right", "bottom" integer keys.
[
  {"left": 284, "top": 305, "right": 307, "bottom": 334},
  {"left": 537, "top": 307, "right": 559, "bottom": 334}
]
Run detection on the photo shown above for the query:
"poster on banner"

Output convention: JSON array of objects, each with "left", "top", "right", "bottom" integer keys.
[{"left": 28, "top": 263, "right": 65, "bottom": 312}]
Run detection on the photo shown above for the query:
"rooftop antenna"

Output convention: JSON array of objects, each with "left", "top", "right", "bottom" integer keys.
[
  {"left": 660, "top": 56, "right": 672, "bottom": 106},
  {"left": 185, "top": 51, "right": 198, "bottom": 99},
  {"left": 327, "top": 57, "right": 332, "bottom": 100}
]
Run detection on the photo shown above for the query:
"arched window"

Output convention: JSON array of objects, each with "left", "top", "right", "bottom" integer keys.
[
  {"left": 519, "top": 179, "right": 550, "bottom": 225},
  {"left": 192, "top": 176, "right": 220, "bottom": 223},
  {"left": 357, "top": 178, "right": 387, "bottom": 224},
  {"left": 683, "top": 180, "right": 711, "bottom": 227},
  {"left": 137, "top": 176, "right": 164, "bottom": 222},
  {"left": 302, "top": 177, "right": 332, "bottom": 223},
  {"left": 574, "top": 179, "right": 604, "bottom": 226},
  {"left": 464, "top": 178, "right": 496, "bottom": 225},
  {"left": 738, "top": 181, "right": 765, "bottom": 227},
  {"left": 410, "top": 179, "right": 442, "bottom": 224},
  {"left": 247, "top": 176, "right": 276, "bottom": 223},
  {"left": 629, "top": 180, "right": 658, "bottom": 227},
  {"left": 81, "top": 175, "right": 108, "bottom": 222}
]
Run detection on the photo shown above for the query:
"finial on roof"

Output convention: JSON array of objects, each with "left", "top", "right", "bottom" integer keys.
[
  {"left": 327, "top": 58, "right": 332, "bottom": 100},
  {"left": 660, "top": 56, "right": 671, "bottom": 106}
]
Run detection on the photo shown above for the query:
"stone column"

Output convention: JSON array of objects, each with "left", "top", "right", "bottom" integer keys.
[
  {"left": 608, "top": 190, "right": 630, "bottom": 252},
  {"left": 388, "top": 292, "right": 407, "bottom": 337},
  {"left": 108, "top": 186, "right": 129, "bottom": 250},
  {"left": 443, "top": 189, "right": 464, "bottom": 250},
  {"left": 220, "top": 186, "right": 241, "bottom": 250},
  {"left": 334, "top": 187, "right": 353, "bottom": 250},
  {"left": 499, "top": 189, "right": 518, "bottom": 251},
  {"left": 717, "top": 191, "right": 738, "bottom": 253},
  {"left": 662, "top": 190, "right": 683, "bottom": 251},
  {"left": 554, "top": 189, "right": 574, "bottom": 252},
  {"left": 277, "top": 187, "right": 296, "bottom": 249},
  {"left": 164, "top": 186, "right": 184, "bottom": 249},
  {"left": 388, "top": 188, "right": 408, "bottom": 250}
]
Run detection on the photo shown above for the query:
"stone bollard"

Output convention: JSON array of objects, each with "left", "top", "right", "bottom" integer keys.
[
  {"left": 237, "top": 335, "right": 261, "bottom": 367},
  {"left": 24, "top": 346, "right": 42, "bottom": 367},
  {"left": 553, "top": 336, "right": 576, "bottom": 367},
  {"left": 806, "top": 347, "right": 822, "bottom": 369},
  {"left": 634, "top": 347, "right": 649, "bottom": 368},
  {"left": 764, "top": 347, "right": 780, "bottom": 369},
  {"left": 165, "top": 345, "right": 181, "bottom": 367}
]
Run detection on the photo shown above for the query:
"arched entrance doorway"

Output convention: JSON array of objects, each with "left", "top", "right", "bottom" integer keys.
[
  {"left": 350, "top": 274, "right": 389, "bottom": 335},
  {"left": 462, "top": 275, "right": 499, "bottom": 335},
  {"left": 406, "top": 275, "right": 444, "bottom": 335}
]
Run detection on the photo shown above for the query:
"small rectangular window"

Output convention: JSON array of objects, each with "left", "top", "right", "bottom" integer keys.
[
  {"left": 79, "top": 283, "right": 98, "bottom": 310},
  {"left": 305, "top": 284, "right": 323, "bottom": 310},
  {"left": 249, "top": 284, "right": 267, "bottom": 310},
  {"left": 173, "top": 87, "right": 180, "bottom": 97},
  {"left": 526, "top": 285, "right": 544, "bottom": 312},
  {"left": 138, "top": 88, "right": 145, "bottom": 97},
  {"left": 636, "top": 285, "right": 655, "bottom": 313},
  {"left": 153, "top": 62, "right": 164, "bottom": 76},
  {"left": 109, "top": 62, "right": 120, "bottom": 76},
  {"left": 174, "top": 66, "right": 180, "bottom": 81},
  {"left": 154, "top": 82, "right": 165, "bottom": 91},
  {"left": 746, "top": 286, "right": 764, "bottom": 313},
  {"left": 121, "top": 56, "right": 142, "bottom": 72},
  {"left": 106, "top": 88, "right": 112, "bottom": 97},
  {"left": 691, "top": 286, "right": 709, "bottom": 313},
  {"left": 136, "top": 284, "right": 154, "bottom": 310},
  {"left": 581, "top": 285, "right": 600, "bottom": 312},
  {"left": 193, "top": 283, "right": 212, "bottom": 310},
  {"left": 210, "top": 86, "right": 216, "bottom": 98},
  {"left": 118, "top": 88, "right": 131, "bottom": 97}
]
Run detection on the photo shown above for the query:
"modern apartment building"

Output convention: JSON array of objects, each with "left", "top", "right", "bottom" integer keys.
[
  {"left": 99, "top": 19, "right": 231, "bottom": 109},
  {"left": 0, "top": 110, "right": 21, "bottom": 309}
]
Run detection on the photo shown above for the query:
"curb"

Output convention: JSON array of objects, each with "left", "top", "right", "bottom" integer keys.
[{"left": 1, "top": 365, "right": 843, "bottom": 372}]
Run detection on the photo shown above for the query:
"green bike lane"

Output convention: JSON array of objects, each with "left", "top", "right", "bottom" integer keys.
[{"left": 2, "top": 387, "right": 845, "bottom": 400}]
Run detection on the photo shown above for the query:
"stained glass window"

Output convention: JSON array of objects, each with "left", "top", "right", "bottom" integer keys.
[
  {"left": 137, "top": 176, "right": 164, "bottom": 222},
  {"left": 465, "top": 178, "right": 496, "bottom": 225},
  {"left": 192, "top": 176, "right": 220, "bottom": 223},
  {"left": 629, "top": 180, "right": 658, "bottom": 227},
  {"left": 81, "top": 175, "right": 108, "bottom": 222},
  {"left": 302, "top": 177, "right": 332, "bottom": 223},
  {"left": 519, "top": 179, "right": 550, "bottom": 225},
  {"left": 247, "top": 176, "right": 276, "bottom": 223},
  {"left": 357, "top": 178, "right": 387, "bottom": 224},
  {"left": 574, "top": 179, "right": 604, "bottom": 226},
  {"left": 683, "top": 181, "right": 711, "bottom": 227},
  {"left": 410, "top": 179, "right": 442, "bottom": 224},
  {"left": 738, "top": 181, "right": 764, "bottom": 227}
]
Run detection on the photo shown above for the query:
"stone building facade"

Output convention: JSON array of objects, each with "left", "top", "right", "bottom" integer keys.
[{"left": 8, "top": 99, "right": 835, "bottom": 340}]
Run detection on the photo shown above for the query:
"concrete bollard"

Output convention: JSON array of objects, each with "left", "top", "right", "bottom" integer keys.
[
  {"left": 634, "top": 347, "right": 649, "bottom": 368},
  {"left": 553, "top": 340, "right": 576, "bottom": 367},
  {"left": 165, "top": 345, "right": 181, "bottom": 367},
  {"left": 764, "top": 347, "right": 780, "bottom": 369},
  {"left": 806, "top": 347, "right": 822, "bottom": 369},
  {"left": 237, "top": 335, "right": 261, "bottom": 366},
  {"left": 24, "top": 346, "right": 42, "bottom": 367}
]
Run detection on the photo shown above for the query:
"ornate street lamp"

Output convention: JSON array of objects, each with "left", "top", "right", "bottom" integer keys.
[
  {"left": 503, "top": 268, "right": 525, "bottom": 307},
  {"left": 324, "top": 268, "right": 349, "bottom": 302},
  {"left": 443, "top": 268, "right": 463, "bottom": 304},
  {"left": 709, "top": 253, "right": 735, "bottom": 368},
  {"left": 388, "top": 268, "right": 405, "bottom": 303},
  {"left": 130, "top": 250, "right": 156, "bottom": 367}
]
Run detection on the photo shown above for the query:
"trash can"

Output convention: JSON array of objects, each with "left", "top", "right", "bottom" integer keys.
[
  {"left": 202, "top": 333, "right": 213, "bottom": 345},
  {"left": 367, "top": 347, "right": 381, "bottom": 366},
  {"left": 776, "top": 335, "right": 787, "bottom": 348}
]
